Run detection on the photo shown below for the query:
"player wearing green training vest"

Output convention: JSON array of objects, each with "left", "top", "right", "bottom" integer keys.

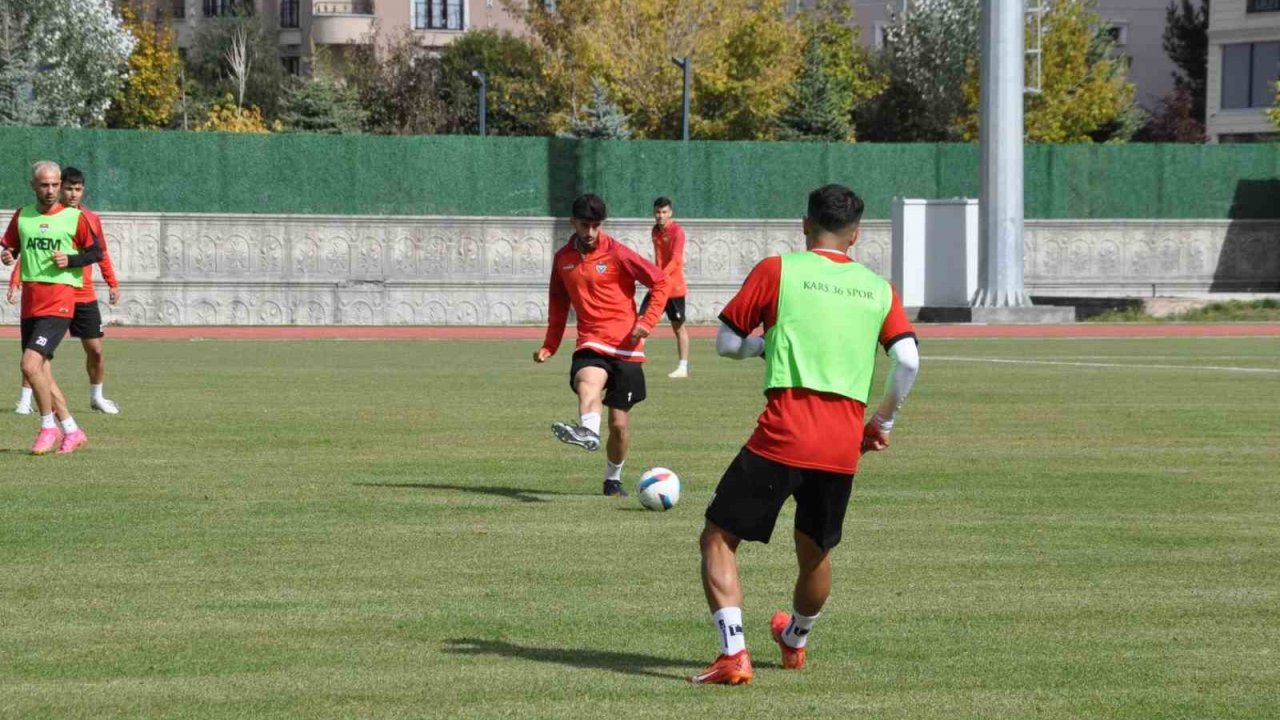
[
  {"left": 1, "top": 160, "right": 103, "bottom": 455},
  {"left": 691, "top": 184, "right": 921, "bottom": 686}
]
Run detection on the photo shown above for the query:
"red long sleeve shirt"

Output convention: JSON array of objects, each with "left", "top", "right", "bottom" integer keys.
[
  {"left": 541, "top": 232, "right": 669, "bottom": 363},
  {"left": 8, "top": 206, "right": 116, "bottom": 305},
  {"left": 1, "top": 205, "right": 100, "bottom": 319}
]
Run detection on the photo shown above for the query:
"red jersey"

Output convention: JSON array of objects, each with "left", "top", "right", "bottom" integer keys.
[
  {"left": 542, "top": 232, "right": 669, "bottom": 362},
  {"left": 8, "top": 206, "right": 117, "bottom": 305},
  {"left": 719, "top": 250, "right": 916, "bottom": 475},
  {"left": 651, "top": 221, "right": 687, "bottom": 298},
  {"left": 1, "top": 205, "right": 100, "bottom": 319}
]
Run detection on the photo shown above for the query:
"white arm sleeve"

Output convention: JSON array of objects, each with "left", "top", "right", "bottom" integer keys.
[
  {"left": 716, "top": 322, "right": 765, "bottom": 360},
  {"left": 871, "top": 337, "right": 919, "bottom": 433}
]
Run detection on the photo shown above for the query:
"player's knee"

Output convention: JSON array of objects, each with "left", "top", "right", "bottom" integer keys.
[
  {"left": 699, "top": 522, "right": 739, "bottom": 554},
  {"left": 84, "top": 347, "right": 103, "bottom": 363},
  {"left": 20, "top": 354, "right": 43, "bottom": 378}
]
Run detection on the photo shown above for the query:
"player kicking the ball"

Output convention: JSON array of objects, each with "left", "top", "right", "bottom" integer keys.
[
  {"left": 690, "top": 185, "right": 920, "bottom": 685},
  {"left": 11, "top": 166, "right": 121, "bottom": 415},
  {"left": 533, "top": 193, "right": 669, "bottom": 497}
]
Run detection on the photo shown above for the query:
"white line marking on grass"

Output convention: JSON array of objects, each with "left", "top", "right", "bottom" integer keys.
[{"left": 929, "top": 356, "right": 1280, "bottom": 374}]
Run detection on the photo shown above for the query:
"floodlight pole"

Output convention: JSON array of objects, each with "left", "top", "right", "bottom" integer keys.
[
  {"left": 471, "top": 70, "right": 488, "bottom": 137},
  {"left": 973, "top": 0, "right": 1026, "bottom": 307},
  {"left": 671, "top": 56, "right": 690, "bottom": 141}
]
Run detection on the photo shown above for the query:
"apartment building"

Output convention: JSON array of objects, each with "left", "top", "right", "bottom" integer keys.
[
  {"left": 171, "top": 0, "right": 526, "bottom": 75},
  {"left": 1205, "top": 0, "right": 1280, "bottom": 141}
]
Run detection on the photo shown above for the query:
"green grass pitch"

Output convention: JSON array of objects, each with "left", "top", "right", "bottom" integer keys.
[{"left": 1, "top": 336, "right": 1278, "bottom": 719}]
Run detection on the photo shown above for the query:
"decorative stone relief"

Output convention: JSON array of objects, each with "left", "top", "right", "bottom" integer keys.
[{"left": 1, "top": 212, "right": 1272, "bottom": 324}]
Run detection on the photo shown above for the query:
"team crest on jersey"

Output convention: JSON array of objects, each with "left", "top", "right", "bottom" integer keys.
[
  {"left": 595, "top": 262, "right": 608, "bottom": 274},
  {"left": 38, "top": 224, "right": 49, "bottom": 234}
]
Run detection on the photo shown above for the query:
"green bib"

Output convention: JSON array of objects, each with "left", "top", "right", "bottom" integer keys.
[
  {"left": 764, "top": 251, "right": 892, "bottom": 402},
  {"left": 18, "top": 206, "right": 83, "bottom": 288}
]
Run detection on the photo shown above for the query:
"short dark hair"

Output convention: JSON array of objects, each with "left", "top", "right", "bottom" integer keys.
[
  {"left": 653, "top": 196, "right": 673, "bottom": 210},
  {"left": 806, "top": 184, "right": 864, "bottom": 233},
  {"left": 61, "top": 166, "right": 86, "bottom": 185},
  {"left": 572, "top": 193, "right": 607, "bottom": 222}
]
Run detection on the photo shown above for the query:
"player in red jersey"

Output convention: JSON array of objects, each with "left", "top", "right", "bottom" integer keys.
[
  {"left": 533, "top": 194, "right": 670, "bottom": 496},
  {"left": 640, "top": 197, "right": 691, "bottom": 378},
  {"left": 10, "top": 167, "right": 121, "bottom": 415},
  {"left": 690, "top": 185, "right": 921, "bottom": 685},
  {"left": 1, "top": 161, "right": 104, "bottom": 455}
]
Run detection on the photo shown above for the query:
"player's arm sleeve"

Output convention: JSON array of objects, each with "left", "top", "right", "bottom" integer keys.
[
  {"left": 870, "top": 338, "right": 919, "bottom": 433},
  {"left": 871, "top": 284, "right": 920, "bottom": 433},
  {"left": 65, "top": 215, "right": 102, "bottom": 267},
  {"left": 541, "top": 267, "right": 570, "bottom": 355},
  {"left": 716, "top": 322, "right": 765, "bottom": 359},
  {"left": 621, "top": 247, "right": 668, "bottom": 330},
  {"left": 91, "top": 216, "right": 119, "bottom": 286},
  {"left": 8, "top": 260, "right": 19, "bottom": 289},
  {"left": 664, "top": 227, "right": 686, "bottom": 276},
  {"left": 717, "top": 256, "right": 780, "bottom": 338},
  {"left": 1, "top": 211, "right": 19, "bottom": 255}
]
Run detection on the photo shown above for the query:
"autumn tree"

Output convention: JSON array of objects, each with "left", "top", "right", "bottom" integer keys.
[
  {"left": 437, "top": 29, "right": 556, "bottom": 136},
  {"left": 108, "top": 3, "right": 182, "bottom": 129},
  {"left": 1164, "top": 0, "right": 1208, "bottom": 124},
  {"left": 187, "top": 6, "right": 287, "bottom": 119},
  {"left": 342, "top": 31, "right": 447, "bottom": 135}
]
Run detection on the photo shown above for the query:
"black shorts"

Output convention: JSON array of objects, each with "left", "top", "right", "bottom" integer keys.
[
  {"left": 69, "top": 301, "right": 104, "bottom": 339},
  {"left": 705, "top": 447, "right": 855, "bottom": 551},
  {"left": 568, "top": 349, "right": 647, "bottom": 411},
  {"left": 20, "top": 316, "right": 72, "bottom": 359},
  {"left": 640, "top": 293, "right": 686, "bottom": 324}
]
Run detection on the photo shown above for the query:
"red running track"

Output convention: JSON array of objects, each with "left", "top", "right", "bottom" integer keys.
[{"left": 6, "top": 324, "right": 1275, "bottom": 340}]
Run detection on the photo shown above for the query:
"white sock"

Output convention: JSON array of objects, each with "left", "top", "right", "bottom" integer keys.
[
  {"left": 90, "top": 384, "right": 104, "bottom": 401},
  {"left": 40, "top": 413, "right": 57, "bottom": 430},
  {"left": 712, "top": 607, "right": 746, "bottom": 656},
  {"left": 61, "top": 416, "right": 79, "bottom": 434},
  {"left": 605, "top": 459, "right": 624, "bottom": 482},
  {"left": 677, "top": 360, "right": 688, "bottom": 370},
  {"left": 580, "top": 411, "right": 601, "bottom": 435},
  {"left": 19, "top": 387, "right": 33, "bottom": 404},
  {"left": 782, "top": 610, "right": 819, "bottom": 649}
]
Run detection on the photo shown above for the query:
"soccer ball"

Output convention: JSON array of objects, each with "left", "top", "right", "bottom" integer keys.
[{"left": 636, "top": 467, "right": 681, "bottom": 511}]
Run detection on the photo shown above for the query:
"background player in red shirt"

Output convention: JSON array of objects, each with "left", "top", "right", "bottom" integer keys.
[
  {"left": 1, "top": 161, "right": 103, "bottom": 455},
  {"left": 10, "top": 167, "right": 122, "bottom": 415},
  {"left": 690, "top": 185, "right": 921, "bottom": 685},
  {"left": 533, "top": 194, "right": 670, "bottom": 496},
  {"left": 640, "top": 197, "right": 691, "bottom": 378}
]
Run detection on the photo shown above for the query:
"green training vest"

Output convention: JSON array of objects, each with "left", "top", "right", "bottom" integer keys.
[
  {"left": 17, "top": 206, "right": 83, "bottom": 288},
  {"left": 764, "top": 251, "right": 892, "bottom": 403}
]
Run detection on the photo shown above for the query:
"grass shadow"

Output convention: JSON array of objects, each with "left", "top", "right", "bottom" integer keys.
[
  {"left": 354, "top": 482, "right": 587, "bottom": 504},
  {"left": 443, "top": 638, "right": 691, "bottom": 680}
]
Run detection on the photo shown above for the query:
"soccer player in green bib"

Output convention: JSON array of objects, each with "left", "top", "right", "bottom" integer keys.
[
  {"left": 690, "top": 185, "right": 921, "bottom": 685},
  {"left": 0, "top": 161, "right": 104, "bottom": 455}
]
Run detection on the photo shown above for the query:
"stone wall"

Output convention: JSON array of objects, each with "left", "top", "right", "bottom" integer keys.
[{"left": 0, "top": 212, "right": 1275, "bottom": 325}]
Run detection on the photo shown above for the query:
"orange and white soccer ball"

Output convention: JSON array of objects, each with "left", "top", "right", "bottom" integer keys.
[{"left": 636, "top": 467, "right": 681, "bottom": 511}]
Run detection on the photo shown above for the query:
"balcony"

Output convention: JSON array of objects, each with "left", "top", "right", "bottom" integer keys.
[{"left": 312, "top": 0, "right": 376, "bottom": 45}]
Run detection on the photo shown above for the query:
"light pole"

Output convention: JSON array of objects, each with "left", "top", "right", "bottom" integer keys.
[
  {"left": 671, "top": 56, "right": 690, "bottom": 141},
  {"left": 470, "top": 70, "right": 487, "bottom": 137}
]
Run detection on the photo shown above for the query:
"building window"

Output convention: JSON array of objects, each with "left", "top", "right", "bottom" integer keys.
[
  {"left": 203, "top": 0, "right": 251, "bottom": 17},
  {"left": 1102, "top": 22, "right": 1128, "bottom": 47},
  {"left": 1222, "top": 42, "right": 1280, "bottom": 109},
  {"left": 280, "top": 0, "right": 299, "bottom": 27},
  {"left": 413, "top": 0, "right": 464, "bottom": 30},
  {"left": 282, "top": 56, "right": 302, "bottom": 76},
  {"left": 172, "top": 0, "right": 186, "bottom": 19},
  {"left": 1247, "top": 0, "right": 1280, "bottom": 13}
]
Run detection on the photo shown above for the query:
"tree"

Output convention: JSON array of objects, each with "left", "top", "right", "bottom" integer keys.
[
  {"left": 1137, "top": 85, "right": 1205, "bottom": 142},
  {"left": 342, "top": 31, "right": 447, "bottom": 135},
  {"left": 108, "top": 3, "right": 182, "bottom": 129},
  {"left": 195, "top": 93, "right": 273, "bottom": 133},
  {"left": 0, "top": 1, "right": 37, "bottom": 125},
  {"left": 0, "top": 0, "right": 134, "bottom": 127},
  {"left": 950, "top": 0, "right": 1137, "bottom": 143},
  {"left": 692, "top": 0, "right": 802, "bottom": 140},
  {"left": 187, "top": 7, "right": 286, "bottom": 119},
  {"left": 437, "top": 29, "right": 556, "bottom": 136},
  {"left": 1269, "top": 83, "right": 1280, "bottom": 131},
  {"left": 1163, "top": 0, "right": 1208, "bottom": 124},
  {"left": 777, "top": 0, "right": 883, "bottom": 142},
  {"left": 278, "top": 75, "right": 366, "bottom": 134},
  {"left": 857, "top": 0, "right": 981, "bottom": 142},
  {"left": 562, "top": 77, "right": 632, "bottom": 139}
]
